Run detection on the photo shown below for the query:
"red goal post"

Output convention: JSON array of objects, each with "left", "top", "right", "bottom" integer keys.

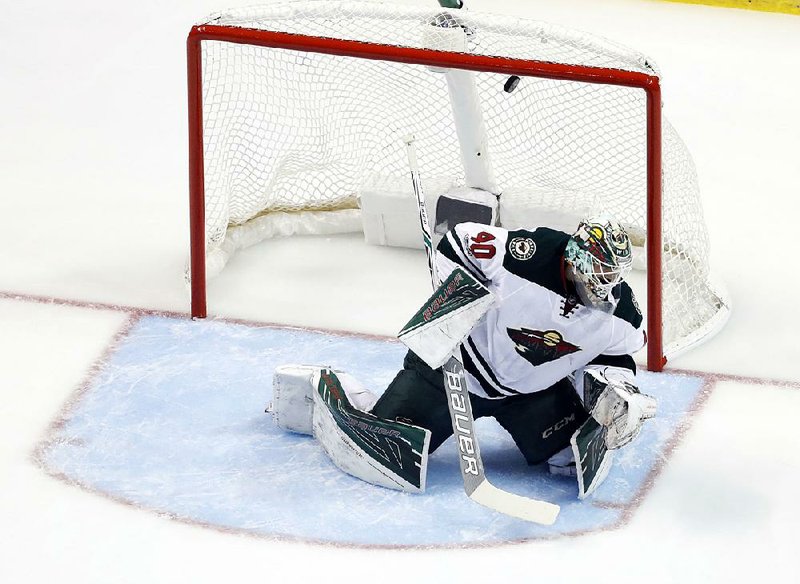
[{"left": 186, "top": 4, "right": 724, "bottom": 372}]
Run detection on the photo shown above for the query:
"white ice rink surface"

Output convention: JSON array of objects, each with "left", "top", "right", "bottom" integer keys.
[{"left": 1, "top": 0, "right": 799, "bottom": 582}]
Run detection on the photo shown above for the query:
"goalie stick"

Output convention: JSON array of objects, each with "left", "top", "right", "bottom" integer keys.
[{"left": 403, "top": 134, "right": 559, "bottom": 525}]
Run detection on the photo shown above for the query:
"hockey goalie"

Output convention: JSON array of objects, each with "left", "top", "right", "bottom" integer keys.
[{"left": 268, "top": 211, "right": 657, "bottom": 504}]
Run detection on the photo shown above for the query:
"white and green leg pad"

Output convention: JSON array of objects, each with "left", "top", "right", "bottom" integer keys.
[
  {"left": 312, "top": 369, "right": 431, "bottom": 493},
  {"left": 269, "top": 365, "right": 430, "bottom": 493}
]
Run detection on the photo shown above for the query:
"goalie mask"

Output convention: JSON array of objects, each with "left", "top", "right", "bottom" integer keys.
[{"left": 564, "top": 216, "right": 633, "bottom": 308}]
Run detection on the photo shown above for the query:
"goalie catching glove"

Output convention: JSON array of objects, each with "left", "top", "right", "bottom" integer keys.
[{"left": 582, "top": 367, "right": 657, "bottom": 450}]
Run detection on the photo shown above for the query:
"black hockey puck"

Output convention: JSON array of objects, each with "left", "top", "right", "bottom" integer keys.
[{"left": 504, "top": 75, "right": 521, "bottom": 93}]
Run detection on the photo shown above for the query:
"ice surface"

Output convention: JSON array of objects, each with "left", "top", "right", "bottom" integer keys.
[{"left": 40, "top": 316, "right": 705, "bottom": 546}]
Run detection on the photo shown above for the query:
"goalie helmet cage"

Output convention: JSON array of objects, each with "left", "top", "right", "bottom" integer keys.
[{"left": 186, "top": 1, "right": 730, "bottom": 372}]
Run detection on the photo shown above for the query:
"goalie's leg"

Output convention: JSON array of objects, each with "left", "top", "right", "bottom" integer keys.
[
  {"left": 372, "top": 353, "right": 591, "bottom": 465},
  {"left": 491, "top": 378, "right": 589, "bottom": 465},
  {"left": 370, "top": 350, "right": 456, "bottom": 453},
  {"left": 370, "top": 349, "right": 504, "bottom": 450}
]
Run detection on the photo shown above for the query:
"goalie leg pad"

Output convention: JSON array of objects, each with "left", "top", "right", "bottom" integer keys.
[
  {"left": 313, "top": 369, "right": 431, "bottom": 493},
  {"left": 571, "top": 417, "right": 614, "bottom": 499},
  {"left": 270, "top": 365, "right": 378, "bottom": 435}
]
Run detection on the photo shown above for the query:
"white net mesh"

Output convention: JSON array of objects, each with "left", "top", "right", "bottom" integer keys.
[{"left": 194, "top": 0, "right": 729, "bottom": 360}]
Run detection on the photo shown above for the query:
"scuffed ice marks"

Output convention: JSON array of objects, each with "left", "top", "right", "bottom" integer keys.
[{"left": 39, "top": 315, "right": 705, "bottom": 546}]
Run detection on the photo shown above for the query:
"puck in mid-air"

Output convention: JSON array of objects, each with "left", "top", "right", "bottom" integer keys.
[{"left": 504, "top": 75, "right": 521, "bottom": 93}]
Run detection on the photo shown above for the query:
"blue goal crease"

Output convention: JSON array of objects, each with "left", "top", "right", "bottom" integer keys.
[{"left": 39, "top": 315, "right": 705, "bottom": 546}]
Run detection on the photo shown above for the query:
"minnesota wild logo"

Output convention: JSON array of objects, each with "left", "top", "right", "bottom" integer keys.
[
  {"left": 508, "top": 236, "right": 536, "bottom": 260},
  {"left": 507, "top": 327, "right": 580, "bottom": 366}
]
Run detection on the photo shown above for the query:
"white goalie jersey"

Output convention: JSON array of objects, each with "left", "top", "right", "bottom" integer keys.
[{"left": 436, "top": 222, "right": 646, "bottom": 399}]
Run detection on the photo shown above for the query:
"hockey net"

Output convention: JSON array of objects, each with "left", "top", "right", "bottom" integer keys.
[{"left": 187, "top": 1, "right": 730, "bottom": 370}]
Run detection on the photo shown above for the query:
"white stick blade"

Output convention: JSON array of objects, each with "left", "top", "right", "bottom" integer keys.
[{"left": 470, "top": 481, "right": 560, "bottom": 525}]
